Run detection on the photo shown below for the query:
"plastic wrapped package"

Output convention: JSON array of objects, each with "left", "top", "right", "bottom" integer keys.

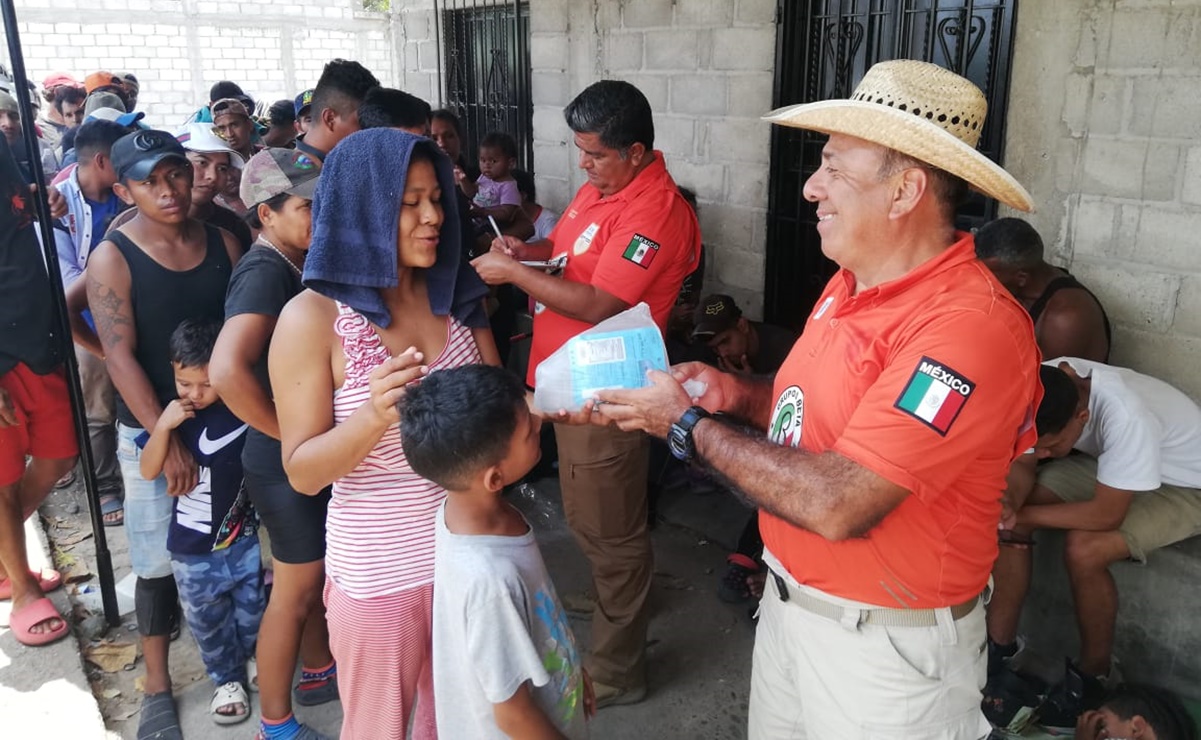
[{"left": 533, "top": 302, "right": 668, "bottom": 413}]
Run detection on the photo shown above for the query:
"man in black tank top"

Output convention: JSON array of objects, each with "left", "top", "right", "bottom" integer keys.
[
  {"left": 976, "top": 218, "right": 1112, "bottom": 363},
  {"left": 84, "top": 129, "right": 241, "bottom": 740}
]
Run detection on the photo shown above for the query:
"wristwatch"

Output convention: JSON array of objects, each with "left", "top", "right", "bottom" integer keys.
[{"left": 668, "top": 406, "right": 711, "bottom": 462}]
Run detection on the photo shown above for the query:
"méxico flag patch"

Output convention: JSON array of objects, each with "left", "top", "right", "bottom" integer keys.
[
  {"left": 622, "top": 234, "right": 660, "bottom": 268},
  {"left": 894, "top": 356, "right": 976, "bottom": 435}
]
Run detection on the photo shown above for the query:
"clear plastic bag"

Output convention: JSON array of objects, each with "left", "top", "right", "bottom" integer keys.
[{"left": 533, "top": 302, "right": 667, "bottom": 413}]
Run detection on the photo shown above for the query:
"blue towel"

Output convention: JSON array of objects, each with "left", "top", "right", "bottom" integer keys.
[{"left": 304, "top": 128, "right": 488, "bottom": 329}]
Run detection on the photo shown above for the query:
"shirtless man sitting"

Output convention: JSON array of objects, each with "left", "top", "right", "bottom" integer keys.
[{"left": 976, "top": 217, "right": 1111, "bottom": 362}]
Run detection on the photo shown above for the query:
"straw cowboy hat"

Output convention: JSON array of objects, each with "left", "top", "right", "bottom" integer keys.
[{"left": 763, "top": 59, "right": 1034, "bottom": 212}]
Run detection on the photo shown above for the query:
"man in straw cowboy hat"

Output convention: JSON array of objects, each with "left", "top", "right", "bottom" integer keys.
[{"left": 588, "top": 59, "right": 1042, "bottom": 737}]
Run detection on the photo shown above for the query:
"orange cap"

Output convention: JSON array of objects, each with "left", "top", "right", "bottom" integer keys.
[{"left": 84, "top": 71, "right": 121, "bottom": 94}]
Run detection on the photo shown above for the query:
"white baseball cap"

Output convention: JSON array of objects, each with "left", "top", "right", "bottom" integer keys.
[{"left": 174, "top": 122, "right": 245, "bottom": 169}]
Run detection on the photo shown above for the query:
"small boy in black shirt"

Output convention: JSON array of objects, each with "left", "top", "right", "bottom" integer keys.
[{"left": 139, "top": 320, "right": 263, "bottom": 726}]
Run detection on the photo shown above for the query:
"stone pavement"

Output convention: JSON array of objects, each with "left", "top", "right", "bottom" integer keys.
[
  {"left": 0, "top": 515, "right": 113, "bottom": 739},
  {"left": 15, "top": 461, "right": 1169, "bottom": 739},
  {"left": 19, "top": 467, "right": 760, "bottom": 739}
]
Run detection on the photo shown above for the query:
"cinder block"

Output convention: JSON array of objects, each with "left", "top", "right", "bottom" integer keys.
[
  {"left": 726, "top": 166, "right": 768, "bottom": 209},
  {"left": 1131, "top": 205, "right": 1201, "bottom": 271},
  {"left": 727, "top": 71, "right": 773, "bottom": 117},
  {"left": 1069, "top": 260, "right": 1180, "bottom": 332},
  {"left": 645, "top": 29, "right": 698, "bottom": 70},
  {"left": 1080, "top": 138, "right": 1179, "bottom": 201},
  {"left": 537, "top": 176, "right": 575, "bottom": 214},
  {"left": 712, "top": 27, "right": 774, "bottom": 71},
  {"left": 621, "top": 1, "right": 674, "bottom": 28},
  {"left": 1129, "top": 76, "right": 1201, "bottom": 139},
  {"left": 1182, "top": 147, "right": 1201, "bottom": 205},
  {"left": 707, "top": 117, "right": 769, "bottom": 163},
  {"left": 669, "top": 74, "right": 726, "bottom": 116},
  {"left": 417, "top": 39, "right": 438, "bottom": 71},
  {"left": 54, "top": 23, "right": 81, "bottom": 35},
  {"left": 602, "top": 32, "right": 643, "bottom": 72},
  {"left": 533, "top": 105, "right": 572, "bottom": 144},
  {"left": 700, "top": 203, "right": 756, "bottom": 253},
  {"left": 1108, "top": 326, "right": 1201, "bottom": 402},
  {"left": 530, "top": 0, "right": 568, "bottom": 34},
  {"left": 676, "top": 0, "right": 733, "bottom": 27},
  {"left": 712, "top": 242, "right": 766, "bottom": 292},
  {"left": 1060, "top": 72, "right": 1091, "bottom": 137},
  {"left": 1172, "top": 275, "right": 1201, "bottom": 338},
  {"left": 533, "top": 139, "right": 569, "bottom": 176},
  {"left": 736, "top": 0, "right": 777, "bottom": 24},
  {"left": 1069, "top": 197, "right": 1119, "bottom": 259},
  {"left": 665, "top": 159, "right": 725, "bottom": 202},
  {"left": 532, "top": 71, "right": 571, "bottom": 108},
  {"left": 1104, "top": 8, "right": 1200, "bottom": 70},
  {"left": 531, "top": 33, "right": 570, "bottom": 70},
  {"left": 655, "top": 115, "right": 696, "bottom": 158},
  {"left": 615, "top": 73, "right": 668, "bottom": 111},
  {"left": 1085, "top": 74, "right": 1126, "bottom": 137}
]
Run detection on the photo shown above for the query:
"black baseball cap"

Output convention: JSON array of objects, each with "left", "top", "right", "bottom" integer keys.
[
  {"left": 111, "top": 129, "right": 189, "bottom": 182},
  {"left": 692, "top": 294, "right": 743, "bottom": 339}
]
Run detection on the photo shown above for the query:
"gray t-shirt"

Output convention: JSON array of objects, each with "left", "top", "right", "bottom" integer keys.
[{"left": 433, "top": 503, "right": 588, "bottom": 740}]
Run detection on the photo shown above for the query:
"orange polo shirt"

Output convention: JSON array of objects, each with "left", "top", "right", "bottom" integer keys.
[
  {"left": 762, "top": 234, "right": 1041, "bottom": 608},
  {"left": 527, "top": 152, "right": 701, "bottom": 387}
]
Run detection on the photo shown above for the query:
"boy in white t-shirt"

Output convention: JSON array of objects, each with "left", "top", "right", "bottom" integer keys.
[
  {"left": 400, "top": 365, "right": 593, "bottom": 740},
  {"left": 987, "top": 358, "right": 1201, "bottom": 730}
]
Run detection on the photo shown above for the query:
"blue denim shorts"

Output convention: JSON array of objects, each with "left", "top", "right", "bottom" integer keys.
[{"left": 117, "top": 422, "right": 173, "bottom": 579}]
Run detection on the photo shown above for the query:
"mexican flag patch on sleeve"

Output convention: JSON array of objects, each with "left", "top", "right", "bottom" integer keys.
[
  {"left": 622, "top": 234, "right": 660, "bottom": 268},
  {"left": 894, "top": 356, "right": 976, "bottom": 435}
]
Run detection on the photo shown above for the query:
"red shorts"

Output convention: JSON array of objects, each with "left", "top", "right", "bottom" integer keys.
[{"left": 0, "top": 363, "right": 78, "bottom": 486}]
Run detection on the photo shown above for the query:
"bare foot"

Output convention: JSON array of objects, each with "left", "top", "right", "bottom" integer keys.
[{"left": 11, "top": 593, "right": 65, "bottom": 634}]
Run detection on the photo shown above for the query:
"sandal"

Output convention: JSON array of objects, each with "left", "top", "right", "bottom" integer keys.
[
  {"left": 8, "top": 596, "right": 68, "bottom": 646},
  {"left": 100, "top": 494, "right": 124, "bottom": 527},
  {"left": 717, "top": 554, "right": 760, "bottom": 604},
  {"left": 137, "top": 691, "right": 182, "bottom": 740},
  {"left": 0, "top": 567, "right": 63, "bottom": 600},
  {"left": 254, "top": 723, "right": 335, "bottom": 740},
  {"left": 54, "top": 469, "right": 77, "bottom": 490},
  {"left": 246, "top": 657, "right": 258, "bottom": 692},
  {"left": 210, "top": 681, "right": 250, "bottom": 725}
]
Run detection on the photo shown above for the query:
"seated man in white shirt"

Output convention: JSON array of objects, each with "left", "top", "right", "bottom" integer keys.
[{"left": 988, "top": 358, "right": 1201, "bottom": 730}]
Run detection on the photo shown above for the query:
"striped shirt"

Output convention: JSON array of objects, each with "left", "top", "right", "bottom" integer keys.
[{"left": 327, "top": 302, "right": 482, "bottom": 599}]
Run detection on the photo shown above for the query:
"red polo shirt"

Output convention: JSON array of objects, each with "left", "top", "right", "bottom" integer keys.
[
  {"left": 527, "top": 152, "right": 700, "bottom": 387},
  {"left": 762, "top": 234, "right": 1042, "bottom": 608}
]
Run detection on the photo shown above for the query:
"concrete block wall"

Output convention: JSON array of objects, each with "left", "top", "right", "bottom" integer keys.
[
  {"left": 1005, "top": 0, "right": 1201, "bottom": 400},
  {"left": 1, "top": 0, "right": 396, "bottom": 128},
  {"left": 529, "top": 0, "right": 777, "bottom": 317}
]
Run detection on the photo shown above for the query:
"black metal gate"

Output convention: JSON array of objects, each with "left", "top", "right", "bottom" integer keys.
[
  {"left": 764, "top": 0, "right": 1019, "bottom": 329},
  {"left": 435, "top": 0, "right": 532, "bottom": 171}
]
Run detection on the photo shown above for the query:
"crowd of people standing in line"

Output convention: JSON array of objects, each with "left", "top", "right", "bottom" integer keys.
[{"left": 0, "top": 52, "right": 1199, "bottom": 740}]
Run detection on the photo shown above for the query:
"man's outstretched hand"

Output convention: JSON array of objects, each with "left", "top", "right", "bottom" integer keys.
[{"left": 593, "top": 369, "right": 693, "bottom": 439}]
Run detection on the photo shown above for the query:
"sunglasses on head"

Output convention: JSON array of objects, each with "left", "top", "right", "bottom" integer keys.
[{"left": 211, "top": 99, "right": 250, "bottom": 118}]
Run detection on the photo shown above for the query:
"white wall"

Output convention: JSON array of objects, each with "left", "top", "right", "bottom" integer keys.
[{"left": 2, "top": 0, "right": 397, "bottom": 128}]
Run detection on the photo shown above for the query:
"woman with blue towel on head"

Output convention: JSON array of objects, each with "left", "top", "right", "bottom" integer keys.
[{"left": 269, "top": 128, "right": 495, "bottom": 740}]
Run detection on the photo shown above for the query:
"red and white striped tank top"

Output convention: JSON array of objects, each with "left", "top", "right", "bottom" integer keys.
[{"left": 327, "top": 301, "right": 481, "bottom": 599}]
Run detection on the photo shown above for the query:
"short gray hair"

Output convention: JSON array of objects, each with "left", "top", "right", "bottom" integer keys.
[{"left": 877, "top": 148, "right": 968, "bottom": 220}]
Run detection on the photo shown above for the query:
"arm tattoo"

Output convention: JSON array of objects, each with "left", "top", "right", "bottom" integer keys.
[{"left": 91, "top": 281, "right": 132, "bottom": 349}]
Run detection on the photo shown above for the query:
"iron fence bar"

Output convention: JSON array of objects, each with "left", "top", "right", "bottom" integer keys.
[
  {"left": 0, "top": 0, "right": 120, "bottom": 626},
  {"left": 434, "top": 0, "right": 444, "bottom": 107}
]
